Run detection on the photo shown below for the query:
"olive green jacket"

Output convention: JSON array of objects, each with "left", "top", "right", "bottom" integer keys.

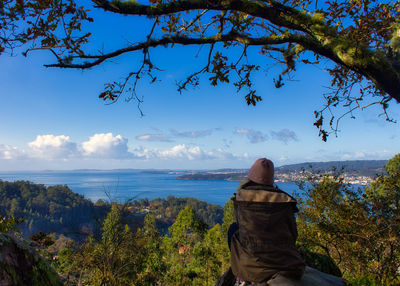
[{"left": 230, "top": 184, "right": 305, "bottom": 283}]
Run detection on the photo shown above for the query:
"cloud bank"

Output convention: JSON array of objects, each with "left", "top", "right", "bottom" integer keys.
[
  {"left": 0, "top": 133, "right": 245, "bottom": 165},
  {"left": 134, "top": 144, "right": 240, "bottom": 161}
]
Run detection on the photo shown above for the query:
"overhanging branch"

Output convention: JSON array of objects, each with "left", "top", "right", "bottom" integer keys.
[
  {"left": 91, "top": 0, "right": 400, "bottom": 102},
  {"left": 45, "top": 32, "right": 333, "bottom": 69},
  {"left": 92, "top": 0, "right": 308, "bottom": 33}
]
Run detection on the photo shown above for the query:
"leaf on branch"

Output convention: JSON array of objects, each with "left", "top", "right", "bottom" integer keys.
[
  {"left": 314, "top": 115, "right": 323, "bottom": 128},
  {"left": 209, "top": 52, "right": 230, "bottom": 86},
  {"left": 99, "top": 83, "right": 120, "bottom": 102},
  {"left": 245, "top": 90, "right": 262, "bottom": 106},
  {"left": 320, "top": 130, "right": 328, "bottom": 142},
  {"left": 99, "top": 90, "right": 117, "bottom": 102}
]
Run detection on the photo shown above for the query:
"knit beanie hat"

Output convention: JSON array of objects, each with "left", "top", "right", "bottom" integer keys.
[{"left": 248, "top": 158, "right": 274, "bottom": 185}]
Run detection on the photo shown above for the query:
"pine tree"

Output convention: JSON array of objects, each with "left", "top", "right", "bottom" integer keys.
[
  {"left": 135, "top": 213, "right": 166, "bottom": 285},
  {"left": 76, "top": 204, "right": 138, "bottom": 286},
  {"left": 163, "top": 206, "right": 207, "bottom": 285}
]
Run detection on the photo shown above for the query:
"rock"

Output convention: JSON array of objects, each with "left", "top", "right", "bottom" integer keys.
[
  {"left": 215, "top": 266, "right": 345, "bottom": 286},
  {"left": 0, "top": 233, "right": 63, "bottom": 286},
  {"left": 267, "top": 267, "right": 345, "bottom": 286},
  {"left": 298, "top": 246, "right": 342, "bottom": 277},
  {"left": 301, "top": 267, "right": 345, "bottom": 285}
]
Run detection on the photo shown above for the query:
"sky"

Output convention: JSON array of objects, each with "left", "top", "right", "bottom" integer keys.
[{"left": 0, "top": 3, "right": 399, "bottom": 171}]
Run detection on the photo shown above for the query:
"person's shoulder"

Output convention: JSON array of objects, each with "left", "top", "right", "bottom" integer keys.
[{"left": 238, "top": 185, "right": 296, "bottom": 203}]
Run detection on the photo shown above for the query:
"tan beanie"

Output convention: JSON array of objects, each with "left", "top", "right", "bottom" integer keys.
[{"left": 248, "top": 158, "right": 274, "bottom": 185}]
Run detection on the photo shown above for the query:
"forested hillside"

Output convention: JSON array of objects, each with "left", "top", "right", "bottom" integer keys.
[
  {"left": 0, "top": 181, "right": 223, "bottom": 238},
  {"left": 0, "top": 181, "right": 97, "bottom": 238}
]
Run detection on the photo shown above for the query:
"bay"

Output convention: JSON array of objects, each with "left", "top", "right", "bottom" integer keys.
[{"left": 0, "top": 170, "right": 301, "bottom": 206}]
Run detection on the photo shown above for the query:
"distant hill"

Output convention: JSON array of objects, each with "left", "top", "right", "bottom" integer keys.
[
  {"left": 275, "top": 160, "right": 387, "bottom": 177},
  {"left": 177, "top": 160, "right": 388, "bottom": 181},
  {"left": 177, "top": 172, "right": 247, "bottom": 181}
]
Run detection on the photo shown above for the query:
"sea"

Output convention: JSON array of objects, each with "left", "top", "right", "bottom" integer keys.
[{"left": 0, "top": 170, "right": 301, "bottom": 206}]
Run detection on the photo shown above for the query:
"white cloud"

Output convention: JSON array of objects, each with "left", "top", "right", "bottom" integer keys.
[
  {"left": 339, "top": 150, "right": 395, "bottom": 161},
  {"left": 170, "top": 129, "right": 213, "bottom": 138},
  {"left": 82, "top": 133, "right": 134, "bottom": 159},
  {"left": 270, "top": 129, "right": 298, "bottom": 144},
  {"left": 136, "top": 133, "right": 172, "bottom": 142},
  {"left": 28, "top": 135, "right": 78, "bottom": 159},
  {"left": 0, "top": 144, "right": 26, "bottom": 160},
  {"left": 159, "top": 145, "right": 206, "bottom": 160},
  {"left": 135, "top": 144, "right": 241, "bottom": 161},
  {"left": 234, "top": 128, "right": 268, "bottom": 143}
]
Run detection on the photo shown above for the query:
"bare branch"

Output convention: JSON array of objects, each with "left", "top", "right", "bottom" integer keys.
[{"left": 177, "top": 43, "right": 215, "bottom": 92}]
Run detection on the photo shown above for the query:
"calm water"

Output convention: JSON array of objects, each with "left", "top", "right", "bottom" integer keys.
[{"left": 0, "top": 170, "right": 300, "bottom": 206}]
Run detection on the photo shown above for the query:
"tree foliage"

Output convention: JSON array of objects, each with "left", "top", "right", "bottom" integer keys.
[
  {"left": 0, "top": 0, "right": 92, "bottom": 56},
  {"left": 2, "top": 0, "right": 400, "bottom": 139},
  {"left": 61, "top": 204, "right": 139, "bottom": 286},
  {"left": 297, "top": 154, "right": 400, "bottom": 285},
  {"left": 162, "top": 206, "right": 208, "bottom": 285},
  {"left": 0, "top": 213, "right": 23, "bottom": 233},
  {"left": 134, "top": 213, "right": 166, "bottom": 285},
  {"left": 192, "top": 223, "right": 230, "bottom": 285},
  {"left": 57, "top": 203, "right": 230, "bottom": 285},
  {"left": 147, "top": 196, "right": 224, "bottom": 229}
]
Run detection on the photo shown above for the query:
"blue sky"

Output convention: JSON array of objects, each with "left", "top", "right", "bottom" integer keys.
[{"left": 0, "top": 5, "right": 399, "bottom": 170}]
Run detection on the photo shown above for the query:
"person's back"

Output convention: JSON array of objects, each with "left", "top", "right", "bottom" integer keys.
[{"left": 229, "top": 158, "right": 305, "bottom": 284}]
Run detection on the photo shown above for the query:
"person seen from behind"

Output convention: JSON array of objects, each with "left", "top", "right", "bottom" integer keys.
[{"left": 218, "top": 158, "right": 305, "bottom": 286}]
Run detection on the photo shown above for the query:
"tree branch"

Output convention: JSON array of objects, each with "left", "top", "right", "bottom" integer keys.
[
  {"left": 92, "top": 0, "right": 307, "bottom": 33},
  {"left": 45, "top": 32, "right": 329, "bottom": 69},
  {"left": 79, "top": 0, "right": 399, "bottom": 103}
]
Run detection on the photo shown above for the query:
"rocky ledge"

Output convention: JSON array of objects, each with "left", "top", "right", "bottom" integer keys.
[{"left": 0, "top": 233, "right": 63, "bottom": 286}]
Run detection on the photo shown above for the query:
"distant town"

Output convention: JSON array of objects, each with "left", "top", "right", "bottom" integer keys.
[
  {"left": 176, "top": 159, "right": 388, "bottom": 185},
  {"left": 274, "top": 171, "right": 373, "bottom": 185}
]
